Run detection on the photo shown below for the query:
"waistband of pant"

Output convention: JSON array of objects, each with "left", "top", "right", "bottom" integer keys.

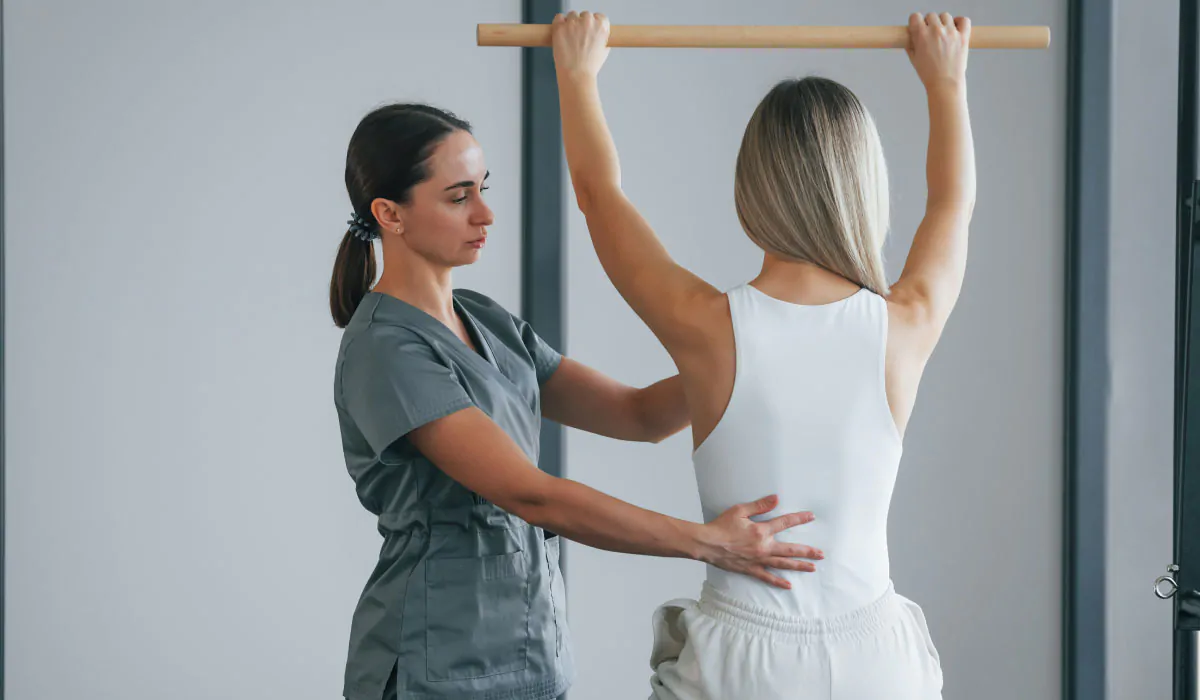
[{"left": 697, "top": 581, "right": 903, "bottom": 642}]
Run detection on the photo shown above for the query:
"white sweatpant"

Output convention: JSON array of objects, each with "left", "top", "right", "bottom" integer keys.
[{"left": 648, "top": 582, "right": 943, "bottom": 700}]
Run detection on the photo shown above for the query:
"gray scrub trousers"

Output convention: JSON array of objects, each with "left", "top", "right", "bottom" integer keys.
[{"left": 334, "top": 289, "right": 575, "bottom": 700}]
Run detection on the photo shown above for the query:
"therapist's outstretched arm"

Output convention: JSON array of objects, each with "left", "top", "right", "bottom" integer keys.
[
  {"left": 409, "top": 407, "right": 822, "bottom": 590},
  {"left": 541, "top": 358, "right": 688, "bottom": 444}
]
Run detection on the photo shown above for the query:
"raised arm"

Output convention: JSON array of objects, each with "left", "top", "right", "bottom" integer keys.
[
  {"left": 409, "top": 407, "right": 823, "bottom": 589},
  {"left": 551, "top": 11, "right": 724, "bottom": 353},
  {"left": 889, "top": 12, "right": 976, "bottom": 346}
]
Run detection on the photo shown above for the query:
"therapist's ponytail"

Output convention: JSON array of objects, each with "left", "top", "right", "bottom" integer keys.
[
  {"left": 330, "top": 103, "right": 473, "bottom": 328},
  {"left": 330, "top": 228, "right": 377, "bottom": 328}
]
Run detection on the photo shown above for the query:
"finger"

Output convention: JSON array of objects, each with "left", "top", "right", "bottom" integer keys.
[
  {"left": 751, "top": 567, "right": 793, "bottom": 590},
  {"left": 956, "top": 16, "right": 972, "bottom": 37},
  {"left": 766, "top": 557, "right": 817, "bottom": 573},
  {"left": 940, "top": 12, "right": 954, "bottom": 30},
  {"left": 566, "top": 10, "right": 578, "bottom": 21},
  {"left": 740, "top": 494, "right": 779, "bottom": 517},
  {"left": 552, "top": 13, "right": 564, "bottom": 24},
  {"left": 579, "top": 10, "right": 591, "bottom": 21},
  {"left": 771, "top": 542, "right": 825, "bottom": 560},
  {"left": 925, "top": 12, "right": 940, "bottom": 27},
  {"left": 906, "top": 14, "right": 920, "bottom": 56},
  {"left": 762, "top": 510, "right": 815, "bottom": 535}
]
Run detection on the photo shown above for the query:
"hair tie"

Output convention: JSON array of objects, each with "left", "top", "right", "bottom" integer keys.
[{"left": 347, "top": 212, "right": 379, "bottom": 242}]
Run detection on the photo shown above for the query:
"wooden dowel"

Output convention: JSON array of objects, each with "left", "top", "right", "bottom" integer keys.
[{"left": 477, "top": 24, "right": 1051, "bottom": 49}]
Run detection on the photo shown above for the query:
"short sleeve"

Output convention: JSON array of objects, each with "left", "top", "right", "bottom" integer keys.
[
  {"left": 340, "top": 331, "right": 475, "bottom": 455},
  {"left": 512, "top": 315, "right": 563, "bottom": 385}
]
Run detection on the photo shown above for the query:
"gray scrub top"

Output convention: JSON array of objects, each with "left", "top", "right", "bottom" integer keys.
[{"left": 334, "top": 289, "right": 575, "bottom": 700}]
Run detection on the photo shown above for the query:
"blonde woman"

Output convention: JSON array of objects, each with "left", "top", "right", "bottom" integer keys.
[{"left": 551, "top": 10, "right": 974, "bottom": 699}]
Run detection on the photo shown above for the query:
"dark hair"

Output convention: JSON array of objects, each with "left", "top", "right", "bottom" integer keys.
[{"left": 329, "top": 103, "right": 473, "bottom": 328}]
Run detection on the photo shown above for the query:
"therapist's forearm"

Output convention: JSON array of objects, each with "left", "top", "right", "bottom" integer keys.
[
  {"left": 635, "top": 375, "right": 690, "bottom": 443},
  {"left": 410, "top": 407, "right": 712, "bottom": 561},
  {"left": 515, "top": 473, "right": 709, "bottom": 561}
]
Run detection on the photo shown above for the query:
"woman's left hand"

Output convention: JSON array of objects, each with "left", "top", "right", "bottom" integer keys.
[{"left": 551, "top": 11, "right": 610, "bottom": 78}]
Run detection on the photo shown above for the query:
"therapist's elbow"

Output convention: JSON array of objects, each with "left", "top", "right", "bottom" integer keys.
[
  {"left": 643, "top": 424, "right": 687, "bottom": 445},
  {"left": 638, "top": 416, "right": 675, "bottom": 444},
  {"left": 630, "top": 390, "right": 688, "bottom": 445},
  {"left": 497, "top": 471, "right": 561, "bottom": 528},
  {"left": 644, "top": 429, "right": 675, "bottom": 445}
]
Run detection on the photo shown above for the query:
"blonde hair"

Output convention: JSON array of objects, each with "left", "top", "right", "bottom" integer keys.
[{"left": 734, "top": 77, "right": 891, "bottom": 294}]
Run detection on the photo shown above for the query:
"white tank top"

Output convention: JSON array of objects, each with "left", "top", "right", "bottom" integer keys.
[{"left": 694, "top": 283, "right": 903, "bottom": 619}]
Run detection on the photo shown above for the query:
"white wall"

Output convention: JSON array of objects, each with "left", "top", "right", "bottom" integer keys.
[
  {"left": 3, "top": 3, "right": 522, "bottom": 699},
  {"left": 561, "top": 1, "right": 1066, "bottom": 699},
  {"left": 1108, "top": 0, "right": 1179, "bottom": 696}
]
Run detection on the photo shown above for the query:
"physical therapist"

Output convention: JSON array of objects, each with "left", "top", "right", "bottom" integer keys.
[{"left": 330, "top": 103, "right": 822, "bottom": 700}]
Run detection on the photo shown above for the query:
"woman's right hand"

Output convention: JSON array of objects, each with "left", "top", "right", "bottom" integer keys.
[
  {"left": 697, "top": 495, "right": 823, "bottom": 589},
  {"left": 551, "top": 11, "right": 611, "bottom": 80},
  {"left": 907, "top": 12, "right": 971, "bottom": 92}
]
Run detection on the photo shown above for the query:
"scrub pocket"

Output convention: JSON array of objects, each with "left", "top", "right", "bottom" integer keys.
[{"left": 425, "top": 551, "right": 531, "bottom": 681}]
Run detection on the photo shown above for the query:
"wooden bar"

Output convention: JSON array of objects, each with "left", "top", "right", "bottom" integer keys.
[{"left": 478, "top": 24, "right": 1052, "bottom": 49}]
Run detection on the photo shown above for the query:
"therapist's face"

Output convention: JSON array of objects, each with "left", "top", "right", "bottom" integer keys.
[{"left": 395, "top": 130, "right": 495, "bottom": 268}]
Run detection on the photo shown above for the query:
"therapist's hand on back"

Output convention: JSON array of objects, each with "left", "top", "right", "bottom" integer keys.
[
  {"left": 699, "top": 495, "right": 821, "bottom": 589},
  {"left": 410, "top": 407, "right": 821, "bottom": 590}
]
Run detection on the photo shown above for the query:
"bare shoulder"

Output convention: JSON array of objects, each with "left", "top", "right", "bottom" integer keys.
[
  {"left": 641, "top": 280, "right": 726, "bottom": 350},
  {"left": 670, "top": 285, "right": 733, "bottom": 357}
]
